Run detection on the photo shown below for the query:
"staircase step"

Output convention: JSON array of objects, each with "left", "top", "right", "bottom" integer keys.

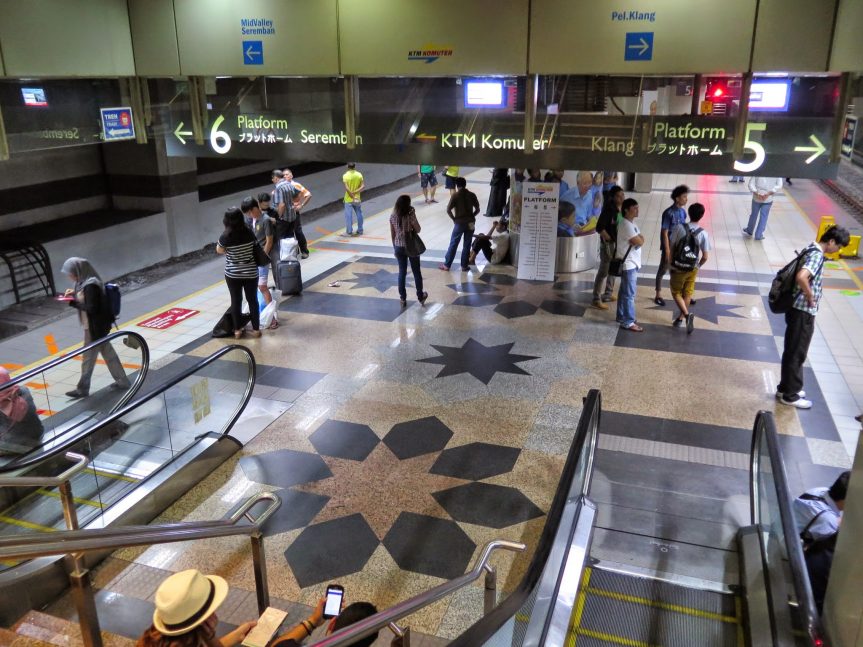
[{"left": 11, "top": 611, "right": 135, "bottom": 647}]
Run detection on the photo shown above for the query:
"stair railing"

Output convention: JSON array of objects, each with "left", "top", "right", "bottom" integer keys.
[{"left": 0, "top": 485, "right": 281, "bottom": 647}]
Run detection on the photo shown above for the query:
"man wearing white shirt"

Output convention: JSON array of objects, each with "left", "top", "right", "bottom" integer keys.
[
  {"left": 743, "top": 177, "right": 783, "bottom": 240},
  {"left": 615, "top": 198, "right": 644, "bottom": 332}
]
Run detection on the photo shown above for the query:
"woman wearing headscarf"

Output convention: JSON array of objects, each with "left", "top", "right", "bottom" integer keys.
[
  {"left": 136, "top": 569, "right": 255, "bottom": 647},
  {"left": 61, "top": 258, "right": 130, "bottom": 399},
  {"left": 0, "top": 367, "right": 44, "bottom": 456}
]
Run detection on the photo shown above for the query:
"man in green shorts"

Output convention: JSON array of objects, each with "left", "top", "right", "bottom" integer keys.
[{"left": 418, "top": 164, "right": 438, "bottom": 204}]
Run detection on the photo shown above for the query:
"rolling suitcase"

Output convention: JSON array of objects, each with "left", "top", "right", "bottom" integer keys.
[{"left": 278, "top": 260, "right": 302, "bottom": 295}]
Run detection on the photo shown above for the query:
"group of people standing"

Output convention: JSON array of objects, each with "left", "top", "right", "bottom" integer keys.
[{"left": 217, "top": 168, "right": 314, "bottom": 339}]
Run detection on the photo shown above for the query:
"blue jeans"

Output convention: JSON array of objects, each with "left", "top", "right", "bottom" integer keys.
[
  {"left": 344, "top": 201, "right": 364, "bottom": 234},
  {"left": 444, "top": 222, "right": 472, "bottom": 269},
  {"left": 616, "top": 268, "right": 638, "bottom": 327},
  {"left": 394, "top": 246, "right": 424, "bottom": 300},
  {"left": 745, "top": 200, "right": 772, "bottom": 239}
]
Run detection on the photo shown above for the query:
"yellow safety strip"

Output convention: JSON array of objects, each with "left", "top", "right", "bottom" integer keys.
[
  {"left": 83, "top": 467, "right": 139, "bottom": 483},
  {"left": 585, "top": 586, "right": 739, "bottom": 624},
  {"left": 573, "top": 627, "right": 657, "bottom": 647},
  {"left": 36, "top": 488, "right": 104, "bottom": 509},
  {"left": 0, "top": 514, "right": 56, "bottom": 532},
  {"left": 566, "top": 567, "right": 593, "bottom": 646}
]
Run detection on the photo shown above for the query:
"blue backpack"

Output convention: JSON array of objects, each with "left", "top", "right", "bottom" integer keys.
[{"left": 104, "top": 283, "right": 121, "bottom": 322}]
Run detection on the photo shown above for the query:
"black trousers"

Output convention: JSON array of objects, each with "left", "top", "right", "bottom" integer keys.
[
  {"left": 285, "top": 213, "right": 309, "bottom": 254},
  {"left": 655, "top": 243, "right": 669, "bottom": 291},
  {"left": 778, "top": 308, "right": 815, "bottom": 396},
  {"left": 472, "top": 237, "right": 493, "bottom": 261},
  {"left": 225, "top": 276, "right": 260, "bottom": 332}
]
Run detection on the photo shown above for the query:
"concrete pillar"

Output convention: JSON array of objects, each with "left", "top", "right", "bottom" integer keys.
[{"left": 823, "top": 427, "right": 863, "bottom": 646}]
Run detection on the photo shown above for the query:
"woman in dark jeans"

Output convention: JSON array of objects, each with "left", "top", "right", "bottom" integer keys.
[
  {"left": 389, "top": 195, "right": 428, "bottom": 308},
  {"left": 216, "top": 207, "right": 261, "bottom": 339}
]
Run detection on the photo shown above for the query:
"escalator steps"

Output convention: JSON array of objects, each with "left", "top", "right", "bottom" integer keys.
[{"left": 569, "top": 568, "right": 741, "bottom": 647}]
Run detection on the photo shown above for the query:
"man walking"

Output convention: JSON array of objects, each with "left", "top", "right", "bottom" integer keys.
[
  {"left": 743, "top": 176, "right": 783, "bottom": 240},
  {"left": 284, "top": 168, "right": 312, "bottom": 258},
  {"left": 655, "top": 184, "right": 689, "bottom": 306},
  {"left": 417, "top": 163, "right": 438, "bottom": 204},
  {"left": 342, "top": 162, "right": 365, "bottom": 236},
  {"left": 441, "top": 177, "right": 480, "bottom": 271},
  {"left": 777, "top": 225, "right": 850, "bottom": 408}
]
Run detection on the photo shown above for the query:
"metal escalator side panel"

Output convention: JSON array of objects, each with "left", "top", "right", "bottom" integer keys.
[{"left": 0, "top": 330, "right": 149, "bottom": 473}]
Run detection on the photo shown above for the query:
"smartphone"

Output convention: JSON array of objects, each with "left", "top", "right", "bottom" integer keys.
[{"left": 323, "top": 584, "right": 345, "bottom": 619}]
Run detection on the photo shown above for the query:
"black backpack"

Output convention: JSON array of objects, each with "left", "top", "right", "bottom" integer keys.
[
  {"left": 670, "top": 224, "right": 702, "bottom": 271},
  {"left": 768, "top": 247, "right": 818, "bottom": 314}
]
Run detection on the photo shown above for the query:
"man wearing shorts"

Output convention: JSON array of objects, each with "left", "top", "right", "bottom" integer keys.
[
  {"left": 241, "top": 197, "right": 277, "bottom": 326},
  {"left": 443, "top": 166, "right": 460, "bottom": 196},
  {"left": 669, "top": 202, "right": 709, "bottom": 334},
  {"left": 418, "top": 164, "right": 438, "bottom": 203}
]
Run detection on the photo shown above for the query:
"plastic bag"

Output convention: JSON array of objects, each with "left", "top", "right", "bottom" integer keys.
[
  {"left": 280, "top": 237, "right": 300, "bottom": 261},
  {"left": 260, "top": 300, "right": 278, "bottom": 329},
  {"left": 257, "top": 289, "right": 267, "bottom": 312}
]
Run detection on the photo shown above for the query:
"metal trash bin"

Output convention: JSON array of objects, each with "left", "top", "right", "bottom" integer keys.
[{"left": 555, "top": 233, "right": 599, "bottom": 273}]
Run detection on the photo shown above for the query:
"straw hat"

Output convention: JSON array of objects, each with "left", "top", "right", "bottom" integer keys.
[{"left": 153, "top": 569, "right": 229, "bottom": 636}]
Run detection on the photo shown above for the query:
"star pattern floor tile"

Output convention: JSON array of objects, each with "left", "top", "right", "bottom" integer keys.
[{"left": 416, "top": 338, "right": 540, "bottom": 384}]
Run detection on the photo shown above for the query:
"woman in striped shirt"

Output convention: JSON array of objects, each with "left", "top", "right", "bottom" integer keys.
[{"left": 216, "top": 207, "right": 261, "bottom": 339}]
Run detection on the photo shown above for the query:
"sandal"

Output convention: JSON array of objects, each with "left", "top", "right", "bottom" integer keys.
[
  {"left": 622, "top": 323, "right": 644, "bottom": 332},
  {"left": 654, "top": 297, "right": 666, "bottom": 306},
  {"left": 233, "top": 330, "right": 244, "bottom": 339}
]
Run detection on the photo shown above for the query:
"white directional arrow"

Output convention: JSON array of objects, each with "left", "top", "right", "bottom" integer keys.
[
  {"left": 245, "top": 44, "right": 261, "bottom": 61},
  {"left": 627, "top": 38, "right": 650, "bottom": 56},
  {"left": 173, "top": 121, "right": 193, "bottom": 145},
  {"left": 794, "top": 134, "right": 826, "bottom": 164}
]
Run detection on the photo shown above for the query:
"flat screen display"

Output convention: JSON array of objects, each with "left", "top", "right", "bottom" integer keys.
[
  {"left": 465, "top": 80, "right": 505, "bottom": 109},
  {"left": 21, "top": 87, "right": 48, "bottom": 107},
  {"left": 748, "top": 80, "right": 791, "bottom": 112}
]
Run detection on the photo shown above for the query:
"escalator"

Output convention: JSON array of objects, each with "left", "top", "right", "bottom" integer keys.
[
  {"left": 0, "top": 341, "right": 257, "bottom": 623},
  {"left": 452, "top": 390, "right": 825, "bottom": 647}
]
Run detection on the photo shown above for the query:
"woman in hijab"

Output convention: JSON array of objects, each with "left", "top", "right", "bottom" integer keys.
[
  {"left": 0, "top": 367, "right": 44, "bottom": 456},
  {"left": 61, "top": 258, "right": 130, "bottom": 399}
]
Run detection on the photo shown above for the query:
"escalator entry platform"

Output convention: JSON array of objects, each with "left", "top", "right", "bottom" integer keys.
[{"left": 569, "top": 566, "right": 743, "bottom": 647}]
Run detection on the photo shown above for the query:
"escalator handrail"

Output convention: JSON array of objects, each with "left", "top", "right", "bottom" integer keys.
[
  {"left": 0, "top": 344, "right": 256, "bottom": 474},
  {"left": 0, "top": 330, "right": 149, "bottom": 415},
  {"left": 0, "top": 492, "right": 280, "bottom": 560},
  {"left": 750, "top": 410, "right": 825, "bottom": 645},
  {"left": 448, "top": 389, "right": 602, "bottom": 647}
]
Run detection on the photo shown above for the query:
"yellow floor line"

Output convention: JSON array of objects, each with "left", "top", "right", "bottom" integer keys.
[
  {"left": 566, "top": 567, "right": 593, "bottom": 646},
  {"left": 585, "top": 586, "right": 739, "bottom": 624},
  {"left": 36, "top": 488, "right": 104, "bottom": 509},
  {"left": 83, "top": 467, "right": 139, "bottom": 483},
  {"left": 735, "top": 595, "right": 745, "bottom": 647},
  {"left": 0, "top": 514, "right": 56, "bottom": 532},
  {"left": 574, "top": 627, "right": 657, "bottom": 647},
  {"left": 784, "top": 190, "right": 863, "bottom": 292}
]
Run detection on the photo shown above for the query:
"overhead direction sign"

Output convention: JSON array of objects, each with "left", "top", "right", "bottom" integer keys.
[
  {"left": 100, "top": 107, "right": 135, "bottom": 141},
  {"left": 243, "top": 40, "right": 264, "bottom": 65},
  {"left": 624, "top": 32, "right": 653, "bottom": 61}
]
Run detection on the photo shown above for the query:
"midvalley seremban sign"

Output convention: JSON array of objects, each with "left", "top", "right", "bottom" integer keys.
[{"left": 164, "top": 111, "right": 838, "bottom": 179}]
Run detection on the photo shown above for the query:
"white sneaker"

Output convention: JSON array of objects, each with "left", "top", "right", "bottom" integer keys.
[
  {"left": 779, "top": 396, "right": 812, "bottom": 409},
  {"left": 775, "top": 390, "right": 806, "bottom": 399}
]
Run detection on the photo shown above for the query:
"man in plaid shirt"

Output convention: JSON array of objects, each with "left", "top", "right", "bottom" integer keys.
[{"left": 777, "top": 225, "right": 850, "bottom": 409}]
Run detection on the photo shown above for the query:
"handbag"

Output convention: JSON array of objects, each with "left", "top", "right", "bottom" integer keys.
[
  {"left": 608, "top": 245, "right": 632, "bottom": 277},
  {"left": 253, "top": 242, "right": 270, "bottom": 267},
  {"left": 402, "top": 211, "right": 426, "bottom": 257}
]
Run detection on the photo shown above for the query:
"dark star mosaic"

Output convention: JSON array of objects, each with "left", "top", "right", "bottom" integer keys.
[
  {"left": 417, "top": 338, "right": 539, "bottom": 384},
  {"left": 341, "top": 269, "right": 410, "bottom": 293},
  {"left": 646, "top": 295, "right": 747, "bottom": 325}
]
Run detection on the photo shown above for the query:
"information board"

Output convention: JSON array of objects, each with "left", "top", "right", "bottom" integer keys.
[
  {"left": 517, "top": 182, "right": 559, "bottom": 281},
  {"left": 100, "top": 107, "right": 135, "bottom": 141},
  {"left": 841, "top": 116, "right": 858, "bottom": 162}
]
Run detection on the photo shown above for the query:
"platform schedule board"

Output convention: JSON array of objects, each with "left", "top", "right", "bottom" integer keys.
[{"left": 517, "top": 182, "right": 559, "bottom": 282}]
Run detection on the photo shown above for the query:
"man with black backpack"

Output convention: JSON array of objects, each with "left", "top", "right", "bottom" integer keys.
[
  {"left": 793, "top": 471, "right": 849, "bottom": 613},
  {"left": 777, "top": 225, "right": 849, "bottom": 409},
  {"left": 669, "top": 203, "right": 710, "bottom": 334}
]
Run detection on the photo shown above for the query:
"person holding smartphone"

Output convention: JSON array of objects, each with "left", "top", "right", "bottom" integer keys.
[{"left": 269, "top": 596, "right": 378, "bottom": 647}]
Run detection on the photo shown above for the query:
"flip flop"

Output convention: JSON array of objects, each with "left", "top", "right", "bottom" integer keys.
[{"left": 328, "top": 281, "right": 341, "bottom": 288}]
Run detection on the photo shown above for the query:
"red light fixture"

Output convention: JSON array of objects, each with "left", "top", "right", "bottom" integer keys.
[{"left": 713, "top": 87, "right": 725, "bottom": 98}]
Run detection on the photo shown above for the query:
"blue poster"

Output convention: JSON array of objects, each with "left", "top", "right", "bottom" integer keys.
[{"left": 100, "top": 107, "right": 135, "bottom": 141}]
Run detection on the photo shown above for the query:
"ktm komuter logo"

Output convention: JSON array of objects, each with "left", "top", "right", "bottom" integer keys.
[{"left": 408, "top": 44, "right": 454, "bottom": 63}]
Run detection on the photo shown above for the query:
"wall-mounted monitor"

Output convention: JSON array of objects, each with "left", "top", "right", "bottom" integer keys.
[
  {"left": 749, "top": 80, "right": 790, "bottom": 112},
  {"left": 464, "top": 80, "right": 505, "bottom": 109},
  {"left": 21, "top": 88, "right": 48, "bottom": 107}
]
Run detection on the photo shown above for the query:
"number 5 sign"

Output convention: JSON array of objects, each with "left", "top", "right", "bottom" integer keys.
[{"left": 733, "top": 123, "right": 766, "bottom": 173}]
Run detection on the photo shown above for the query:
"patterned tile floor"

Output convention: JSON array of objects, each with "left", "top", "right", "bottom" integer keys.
[{"left": 4, "top": 170, "right": 863, "bottom": 642}]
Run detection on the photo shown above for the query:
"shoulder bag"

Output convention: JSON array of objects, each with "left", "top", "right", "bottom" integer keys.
[
  {"left": 402, "top": 211, "right": 426, "bottom": 257},
  {"left": 608, "top": 245, "right": 632, "bottom": 277}
]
